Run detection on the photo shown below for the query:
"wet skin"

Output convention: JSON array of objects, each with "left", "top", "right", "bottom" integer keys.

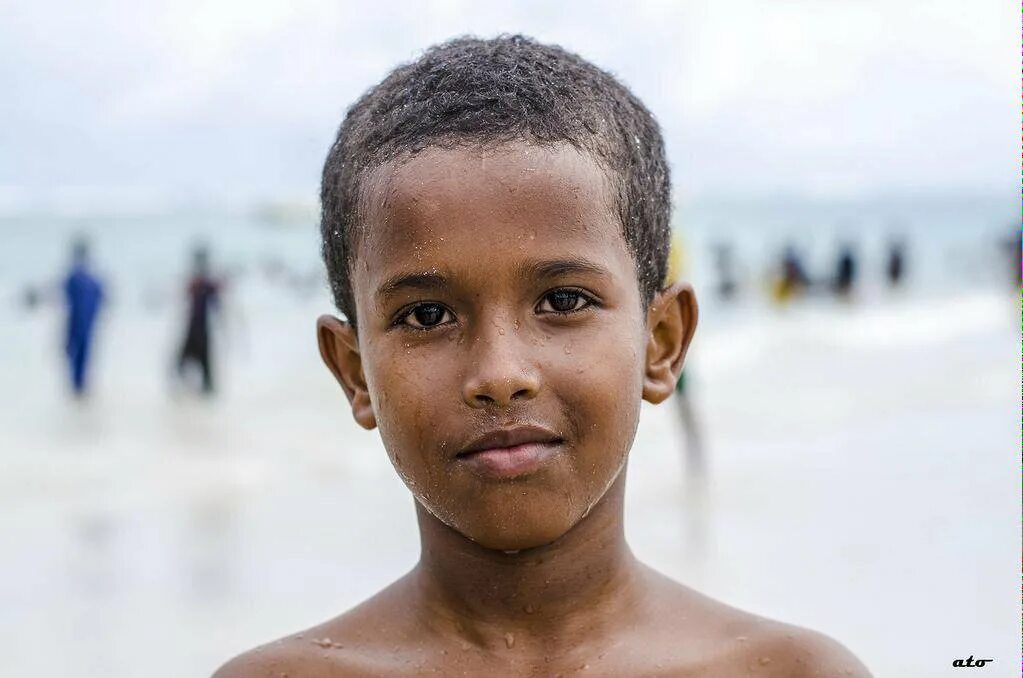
[{"left": 215, "top": 143, "right": 870, "bottom": 677}]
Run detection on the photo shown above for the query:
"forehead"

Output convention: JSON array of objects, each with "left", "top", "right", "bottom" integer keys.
[
  {"left": 354, "top": 144, "right": 629, "bottom": 287},
  {"left": 360, "top": 143, "right": 618, "bottom": 239}
]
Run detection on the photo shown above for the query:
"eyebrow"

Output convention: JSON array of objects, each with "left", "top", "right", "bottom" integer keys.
[
  {"left": 516, "top": 257, "right": 613, "bottom": 281},
  {"left": 374, "top": 257, "right": 612, "bottom": 303},
  {"left": 376, "top": 270, "right": 448, "bottom": 302}
]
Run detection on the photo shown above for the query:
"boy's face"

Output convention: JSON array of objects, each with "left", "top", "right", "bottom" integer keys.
[{"left": 319, "top": 143, "right": 693, "bottom": 551}]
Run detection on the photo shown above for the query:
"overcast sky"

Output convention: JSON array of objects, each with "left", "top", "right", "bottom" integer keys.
[{"left": 0, "top": 0, "right": 1016, "bottom": 208}]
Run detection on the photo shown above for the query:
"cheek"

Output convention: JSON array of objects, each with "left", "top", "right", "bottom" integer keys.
[
  {"left": 554, "top": 323, "right": 645, "bottom": 466},
  {"left": 364, "top": 348, "right": 452, "bottom": 492}
]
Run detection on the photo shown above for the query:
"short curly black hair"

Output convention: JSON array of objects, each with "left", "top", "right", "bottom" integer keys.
[{"left": 320, "top": 34, "right": 671, "bottom": 326}]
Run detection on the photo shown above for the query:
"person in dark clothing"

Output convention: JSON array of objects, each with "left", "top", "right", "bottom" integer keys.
[
  {"left": 64, "top": 238, "right": 104, "bottom": 396},
  {"left": 1001, "top": 226, "right": 1022, "bottom": 287},
  {"left": 886, "top": 239, "right": 906, "bottom": 287},
  {"left": 712, "top": 242, "right": 737, "bottom": 301},
  {"left": 832, "top": 244, "right": 857, "bottom": 297},
  {"left": 772, "top": 243, "right": 811, "bottom": 303},
  {"left": 178, "top": 247, "right": 221, "bottom": 394}
]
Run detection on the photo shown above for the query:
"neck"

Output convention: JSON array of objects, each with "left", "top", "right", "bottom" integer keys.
[{"left": 410, "top": 471, "right": 644, "bottom": 648}]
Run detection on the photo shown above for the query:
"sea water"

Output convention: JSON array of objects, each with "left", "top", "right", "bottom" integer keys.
[{"left": 0, "top": 195, "right": 1018, "bottom": 677}]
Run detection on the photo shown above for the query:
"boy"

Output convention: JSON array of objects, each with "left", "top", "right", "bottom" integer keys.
[{"left": 217, "top": 36, "right": 869, "bottom": 676}]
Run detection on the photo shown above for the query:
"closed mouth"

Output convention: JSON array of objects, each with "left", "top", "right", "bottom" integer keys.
[
  {"left": 455, "top": 425, "right": 565, "bottom": 479},
  {"left": 457, "top": 425, "right": 563, "bottom": 458}
]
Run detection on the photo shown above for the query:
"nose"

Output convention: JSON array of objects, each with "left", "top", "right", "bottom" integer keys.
[{"left": 461, "top": 330, "right": 540, "bottom": 408}]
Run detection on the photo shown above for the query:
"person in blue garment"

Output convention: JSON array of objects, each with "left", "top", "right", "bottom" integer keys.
[{"left": 63, "top": 237, "right": 104, "bottom": 397}]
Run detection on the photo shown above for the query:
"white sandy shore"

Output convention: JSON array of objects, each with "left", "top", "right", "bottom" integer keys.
[{"left": 0, "top": 285, "right": 1018, "bottom": 677}]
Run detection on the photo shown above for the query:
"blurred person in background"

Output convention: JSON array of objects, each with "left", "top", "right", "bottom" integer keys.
[
  {"left": 832, "top": 243, "right": 858, "bottom": 298},
  {"left": 20, "top": 284, "right": 42, "bottom": 311},
  {"left": 772, "top": 243, "right": 811, "bottom": 304},
  {"left": 668, "top": 232, "right": 704, "bottom": 476},
  {"left": 885, "top": 238, "right": 906, "bottom": 288},
  {"left": 176, "top": 245, "right": 222, "bottom": 395},
  {"left": 1001, "top": 225, "right": 1021, "bottom": 288},
  {"left": 712, "top": 241, "right": 737, "bottom": 301},
  {"left": 63, "top": 236, "right": 105, "bottom": 398}
]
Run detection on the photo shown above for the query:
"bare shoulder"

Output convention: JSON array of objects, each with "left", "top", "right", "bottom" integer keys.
[
  {"left": 640, "top": 567, "right": 871, "bottom": 677},
  {"left": 212, "top": 577, "right": 418, "bottom": 677},
  {"left": 738, "top": 620, "right": 873, "bottom": 677},
  {"left": 212, "top": 630, "right": 378, "bottom": 678}
]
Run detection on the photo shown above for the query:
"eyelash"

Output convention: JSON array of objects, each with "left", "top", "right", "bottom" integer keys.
[
  {"left": 392, "top": 288, "right": 599, "bottom": 331},
  {"left": 535, "top": 288, "right": 598, "bottom": 315}
]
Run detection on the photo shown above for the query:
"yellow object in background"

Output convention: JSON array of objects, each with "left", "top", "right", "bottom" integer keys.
[{"left": 666, "top": 232, "right": 685, "bottom": 285}]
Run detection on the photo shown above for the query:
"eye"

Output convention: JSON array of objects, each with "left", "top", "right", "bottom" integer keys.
[
  {"left": 399, "top": 302, "right": 454, "bottom": 329},
  {"left": 536, "top": 288, "right": 594, "bottom": 314}
]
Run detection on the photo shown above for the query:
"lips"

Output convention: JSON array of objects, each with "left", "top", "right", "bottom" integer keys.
[{"left": 456, "top": 425, "right": 563, "bottom": 479}]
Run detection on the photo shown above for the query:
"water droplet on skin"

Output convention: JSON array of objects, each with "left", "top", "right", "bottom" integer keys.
[
  {"left": 564, "top": 345, "right": 572, "bottom": 354},
  {"left": 498, "top": 328, "right": 505, "bottom": 335},
  {"left": 524, "top": 603, "right": 535, "bottom": 614},
  {"left": 312, "top": 637, "right": 342, "bottom": 649},
  {"left": 758, "top": 657, "right": 772, "bottom": 666},
  {"left": 504, "top": 632, "right": 515, "bottom": 649}
]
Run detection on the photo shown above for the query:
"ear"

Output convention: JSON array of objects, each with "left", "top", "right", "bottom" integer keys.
[
  {"left": 642, "top": 282, "right": 698, "bottom": 404},
  {"left": 317, "top": 315, "right": 377, "bottom": 430}
]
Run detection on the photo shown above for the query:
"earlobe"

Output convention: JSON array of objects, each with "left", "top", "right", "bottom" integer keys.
[
  {"left": 316, "top": 315, "right": 377, "bottom": 430},
  {"left": 642, "top": 283, "right": 698, "bottom": 404}
]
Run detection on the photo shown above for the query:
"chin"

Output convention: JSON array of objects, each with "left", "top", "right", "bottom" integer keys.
[
  {"left": 418, "top": 480, "right": 603, "bottom": 552},
  {"left": 467, "top": 527, "right": 566, "bottom": 552},
  {"left": 457, "top": 508, "right": 582, "bottom": 552}
]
